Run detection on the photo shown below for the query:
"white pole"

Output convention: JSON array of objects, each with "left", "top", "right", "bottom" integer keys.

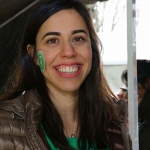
[{"left": 127, "top": 0, "right": 139, "bottom": 150}]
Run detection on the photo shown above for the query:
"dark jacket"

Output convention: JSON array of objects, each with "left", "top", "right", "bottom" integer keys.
[
  {"left": 138, "top": 89, "right": 150, "bottom": 150},
  {"left": 0, "top": 89, "right": 132, "bottom": 150}
]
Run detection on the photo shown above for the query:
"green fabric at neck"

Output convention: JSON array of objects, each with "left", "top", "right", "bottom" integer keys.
[{"left": 40, "top": 124, "right": 110, "bottom": 150}]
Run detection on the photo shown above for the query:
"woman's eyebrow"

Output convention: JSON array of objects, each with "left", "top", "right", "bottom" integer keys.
[
  {"left": 42, "top": 32, "right": 61, "bottom": 40},
  {"left": 72, "top": 29, "right": 87, "bottom": 35},
  {"left": 42, "top": 29, "right": 87, "bottom": 40}
]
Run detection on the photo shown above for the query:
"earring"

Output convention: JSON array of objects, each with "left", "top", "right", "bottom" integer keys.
[{"left": 38, "top": 51, "right": 45, "bottom": 73}]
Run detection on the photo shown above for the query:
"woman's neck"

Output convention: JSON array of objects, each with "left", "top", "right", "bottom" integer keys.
[
  {"left": 48, "top": 87, "right": 79, "bottom": 137},
  {"left": 48, "top": 86, "right": 78, "bottom": 119}
]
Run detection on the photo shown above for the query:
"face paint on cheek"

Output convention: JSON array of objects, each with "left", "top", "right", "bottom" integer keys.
[{"left": 38, "top": 51, "right": 45, "bottom": 73}]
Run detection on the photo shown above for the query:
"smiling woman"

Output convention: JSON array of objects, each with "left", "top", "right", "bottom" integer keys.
[
  {"left": 0, "top": 0, "right": 131, "bottom": 150},
  {"left": 35, "top": 9, "right": 92, "bottom": 93}
]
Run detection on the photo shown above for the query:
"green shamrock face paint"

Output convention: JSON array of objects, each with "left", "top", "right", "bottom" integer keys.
[{"left": 38, "top": 51, "right": 45, "bottom": 73}]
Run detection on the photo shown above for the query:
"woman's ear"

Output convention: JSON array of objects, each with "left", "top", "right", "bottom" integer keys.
[
  {"left": 27, "top": 44, "right": 34, "bottom": 57},
  {"left": 27, "top": 44, "right": 38, "bottom": 64}
]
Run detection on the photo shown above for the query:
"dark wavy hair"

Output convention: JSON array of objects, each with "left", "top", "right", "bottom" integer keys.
[
  {"left": 137, "top": 59, "right": 150, "bottom": 89},
  {"left": 1, "top": 0, "right": 115, "bottom": 149},
  {"left": 121, "top": 59, "right": 150, "bottom": 90},
  {"left": 121, "top": 69, "right": 128, "bottom": 87}
]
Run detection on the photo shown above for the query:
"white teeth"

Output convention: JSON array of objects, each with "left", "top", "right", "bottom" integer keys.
[
  {"left": 57, "top": 67, "right": 79, "bottom": 74},
  {"left": 66, "top": 67, "right": 69, "bottom": 72}
]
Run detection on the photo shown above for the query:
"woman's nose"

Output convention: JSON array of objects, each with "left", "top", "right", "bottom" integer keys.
[{"left": 60, "top": 42, "right": 77, "bottom": 58}]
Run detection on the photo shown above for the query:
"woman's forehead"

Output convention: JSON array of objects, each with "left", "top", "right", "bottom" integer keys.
[{"left": 36, "top": 9, "right": 89, "bottom": 39}]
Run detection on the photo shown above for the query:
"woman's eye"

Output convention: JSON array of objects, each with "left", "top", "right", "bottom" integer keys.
[
  {"left": 47, "top": 38, "right": 59, "bottom": 43},
  {"left": 73, "top": 36, "right": 85, "bottom": 42}
]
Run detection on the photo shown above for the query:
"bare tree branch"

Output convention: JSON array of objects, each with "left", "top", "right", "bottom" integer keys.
[
  {"left": 88, "top": 0, "right": 126, "bottom": 32},
  {"left": 111, "top": 0, "right": 125, "bottom": 31}
]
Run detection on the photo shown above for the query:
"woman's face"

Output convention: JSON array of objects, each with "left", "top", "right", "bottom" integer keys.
[{"left": 36, "top": 9, "right": 92, "bottom": 95}]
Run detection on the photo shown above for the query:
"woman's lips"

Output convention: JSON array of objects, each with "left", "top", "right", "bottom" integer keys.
[
  {"left": 55, "top": 65, "right": 80, "bottom": 74},
  {"left": 54, "top": 64, "right": 82, "bottom": 77}
]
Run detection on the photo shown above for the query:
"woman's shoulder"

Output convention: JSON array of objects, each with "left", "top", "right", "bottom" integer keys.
[
  {"left": 0, "top": 92, "right": 30, "bottom": 150},
  {"left": 0, "top": 93, "right": 25, "bottom": 118},
  {"left": 110, "top": 98, "right": 128, "bottom": 126},
  {"left": 107, "top": 98, "right": 131, "bottom": 150},
  {"left": 0, "top": 89, "right": 43, "bottom": 118}
]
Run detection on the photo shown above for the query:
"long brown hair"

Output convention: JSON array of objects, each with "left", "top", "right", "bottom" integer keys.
[{"left": 1, "top": 0, "right": 115, "bottom": 149}]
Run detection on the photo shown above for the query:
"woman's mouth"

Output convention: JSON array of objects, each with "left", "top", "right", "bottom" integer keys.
[{"left": 55, "top": 65, "right": 80, "bottom": 74}]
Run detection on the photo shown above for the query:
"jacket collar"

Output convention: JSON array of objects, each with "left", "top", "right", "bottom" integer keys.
[
  {"left": 0, "top": 93, "right": 24, "bottom": 118},
  {"left": 110, "top": 98, "right": 127, "bottom": 127},
  {"left": 24, "top": 89, "right": 44, "bottom": 129},
  {"left": 0, "top": 89, "right": 127, "bottom": 128},
  {"left": 0, "top": 89, "right": 43, "bottom": 123}
]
